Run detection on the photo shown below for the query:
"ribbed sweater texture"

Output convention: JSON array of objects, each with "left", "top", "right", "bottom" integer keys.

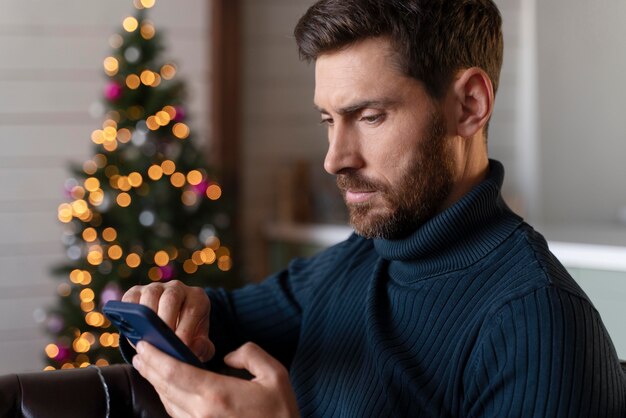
[{"left": 207, "top": 160, "right": 626, "bottom": 417}]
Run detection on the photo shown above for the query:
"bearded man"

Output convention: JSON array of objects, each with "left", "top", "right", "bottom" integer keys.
[{"left": 124, "top": 1, "right": 626, "bottom": 417}]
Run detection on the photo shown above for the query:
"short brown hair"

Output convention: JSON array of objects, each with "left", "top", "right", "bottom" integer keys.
[{"left": 294, "top": 0, "right": 503, "bottom": 99}]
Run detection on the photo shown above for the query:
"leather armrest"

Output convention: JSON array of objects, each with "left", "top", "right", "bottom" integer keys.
[{"left": 0, "top": 365, "right": 168, "bottom": 418}]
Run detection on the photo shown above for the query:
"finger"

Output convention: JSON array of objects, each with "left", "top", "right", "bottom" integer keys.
[
  {"left": 133, "top": 342, "right": 226, "bottom": 411},
  {"left": 157, "top": 281, "right": 186, "bottom": 331},
  {"left": 138, "top": 283, "right": 165, "bottom": 313},
  {"left": 121, "top": 285, "right": 142, "bottom": 303},
  {"left": 223, "top": 342, "right": 287, "bottom": 381},
  {"left": 191, "top": 336, "right": 215, "bottom": 363},
  {"left": 176, "top": 287, "right": 210, "bottom": 346}
]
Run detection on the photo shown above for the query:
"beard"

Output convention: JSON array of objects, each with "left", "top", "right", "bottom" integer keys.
[{"left": 337, "top": 110, "right": 454, "bottom": 240}]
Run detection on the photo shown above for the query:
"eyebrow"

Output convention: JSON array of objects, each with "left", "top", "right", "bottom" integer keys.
[{"left": 314, "top": 98, "right": 398, "bottom": 115}]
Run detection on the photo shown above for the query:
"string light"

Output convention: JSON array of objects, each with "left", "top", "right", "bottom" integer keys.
[
  {"left": 206, "top": 184, "right": 222, "bottom": 200},
  {"left": 170, "top": 172, "right": 186, "bottom": 188},
  {"left": 141, "top": 22, "right": 156, "bottom": 40},
  {"left": 102, "top": 227, "right": 117, "bottom": 242},
  {"left": 126, "top": 253, "right": 141, "bottom": 268},
  {"left": 117, "top": 192, "right": 132, "bottom": 207},
  {"left": 161, "top": 160, "right": 176, "bottom": 175},
  {"left": 103, "top": 57, "right": 119, "bottom": 76},
  {"left": 148, "top": 164, "right": 163, "bottom": 180},
  {"left": 172, "top": 122, "right": 190, "bottom": 139},
  {"left": 186, "top": 170, "right": 203, "bottom": 185},
  {"left": 126, "top": 74, "right": 141, "bottom": 90},
  {"left": 123, "top": 17, "right": 139, "bottom": 32},
  {"left": 160, "top": 64, "right": 176, "bottom": 80}
]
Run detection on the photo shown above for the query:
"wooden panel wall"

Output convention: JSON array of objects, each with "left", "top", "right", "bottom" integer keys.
[{"left": 0, "top": 0, "right": 210, "bottom": 373}]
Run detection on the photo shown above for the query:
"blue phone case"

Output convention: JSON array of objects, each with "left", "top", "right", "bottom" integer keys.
[{"left": 103, "top": 300, "right": 204, "bottom": 368}]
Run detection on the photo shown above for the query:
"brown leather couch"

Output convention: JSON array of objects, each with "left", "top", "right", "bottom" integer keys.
[
  {"left": 1, "top": 361, "right": 625, "bottom": 417},
  {"left": 0, "top": 364, "right": 168, "bottom": 417}
]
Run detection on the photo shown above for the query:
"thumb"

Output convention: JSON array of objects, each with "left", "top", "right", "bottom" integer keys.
[{"left": 223, "top": 342, "right": 286, "bottom": 380}]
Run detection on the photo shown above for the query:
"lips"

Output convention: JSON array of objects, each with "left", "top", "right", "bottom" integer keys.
[{"left": 345, "top": 189, "right": 376, "bottom": 204}]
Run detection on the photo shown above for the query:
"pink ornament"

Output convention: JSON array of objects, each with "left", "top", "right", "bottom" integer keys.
[
  {"left": 174, "top": 106, "right": 186, "bottom": 121},
  {"left": 104, "top": 81, "right": 123, "bottom": 101},
  {"left": 192, "top": 180, "right": 208, "bottom": 195},
  {"left": 160, "top": 264, "right": 175, "bottom": 281},
  {"left": 56, "top": 345, "right": 71, "bottom": 362},
  {"left": 101, "top": 283, "right": 123, "bottom": 305}
]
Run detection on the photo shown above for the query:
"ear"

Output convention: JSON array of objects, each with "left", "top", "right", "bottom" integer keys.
[{"left": 450, "top": 68, "right": 494, "bottom": 138}]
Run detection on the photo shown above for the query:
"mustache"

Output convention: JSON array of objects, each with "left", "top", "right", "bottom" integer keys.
[{"left": 336, "top": 172, "right": 387, "bottom": 193}]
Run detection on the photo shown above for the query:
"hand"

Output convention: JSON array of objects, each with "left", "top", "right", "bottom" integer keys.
[
  {"left": 133, "top": 341, "right": 300, "bottom": 418},
  {"left": 122, "top": 280, "right": 214, "bottom": 361}
]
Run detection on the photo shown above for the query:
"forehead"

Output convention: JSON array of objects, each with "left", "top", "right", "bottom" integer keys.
[{"left": 313, "top": 37, "right": 425, "bottom": 110}]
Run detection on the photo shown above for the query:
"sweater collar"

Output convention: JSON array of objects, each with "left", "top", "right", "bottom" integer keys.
[{"left": 373, "top": 159, "right": 523, "bottom": 281}]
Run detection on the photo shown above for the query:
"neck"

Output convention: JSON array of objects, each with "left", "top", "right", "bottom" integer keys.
[{"left": 442, "top": 135, "right": 489, "bottom": 210}]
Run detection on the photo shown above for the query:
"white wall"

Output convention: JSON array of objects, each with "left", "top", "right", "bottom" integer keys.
[
  {"left": 0, "top": 0, "right": 210, "bottom": 373},
  {"left": 536, "top": 0, "right": 626, "bottom": 227}
]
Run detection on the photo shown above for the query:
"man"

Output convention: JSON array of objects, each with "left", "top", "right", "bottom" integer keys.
[{"left": 125, "top": 0, "right": 626, "bottom": 416}]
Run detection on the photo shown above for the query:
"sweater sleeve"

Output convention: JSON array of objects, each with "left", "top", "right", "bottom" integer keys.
[
  {"left": 206, "top": 238, "right": 352, "bottom": 368},
  {"left": 464, "top": 287, "right": 626, "bottom": 418}
]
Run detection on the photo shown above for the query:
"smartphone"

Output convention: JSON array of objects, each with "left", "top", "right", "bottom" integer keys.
[{"left": 103, "top": 300, "right": 204, "bottom": 368}]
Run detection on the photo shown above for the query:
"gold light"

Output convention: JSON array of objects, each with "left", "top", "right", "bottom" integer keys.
[
  {"left": 108, "top": 245, "right": 123, "bottom": 260},
  {"left": 82, "top": 227, "right": 97, "bottom": 242},
  {"left": 71, "top": 186, "right": 86, "bottom": 200},
  {"left": 87, "top": 249, "right": 103, "bottom": 265},
  {"left": 146, "top": 116, "right": 160, "bottom": 131},
  {"left": 73, "top": 337, "right": 90, "bottom": 353},
  {"left": 102, "top": 227, "right": 117, "bottom": 242},
  {"left": 172, "top": 122, "right": 189, "bottom": 139},
  {"left": 218, "top": 256, "right": 232, "bottom": 272},
  {"left": 148, "top": 165, "right": 163, "bottom": 180},
  {"left": 183, "top": 259, "right": 198, "bottom": 274},
  {"left": 103, "top": 140, "right": 118, "bottom": 152},
  {"left": 186, "top": 170, "right": 202, "bottom": 185},
  {"left": 126, "top": 253, "right": 141, "bottom": 268},
  {"left": 80, "top": 288, "right": 95, "bottom": 303},
  {"left": 206, "top": 184, "right": 222, "bottom": 200},
  {"left": 117, "top": 192, "right": 132, "bottom": 207},
  {"left": 94, "top": 154, "right": 108, "bottom": 167},
  {"left": 155, "top": 111, "right": 171, "bottom": 126},
  {"left": 140, "top": 70, "right": 156, "bottom": 86},
  {"left": 140, "top": 22, "right": 156, "bottom": 39},
  {"left": 123, "top": 17, "right": 139, "bottom": 32},
  {"left": 84, "top": 178, "right": 100, "bottom": 192},
  {"left": 85, "top": 312, "right": 106, "bottom": 327},
  {"left": 170, "top": 172, "right": 186, "bottom": 188},
  {"left": 148, "top": 267, "right": 162, "bottom": 281},
  {"left": 117, "top": 176, "right": 132, "bottom": 191},
  {"left": 126, "top": 74, "right": 141, "bottom": 90},
  {"left": 58, "top": 203, "right": 73, "bottom": 223},
  {"left": 128, "top": 172, "right": 143, "bottom": 187},
  {"left": 103, "top": 57, "right": 119, "bottom": 76},
  {"left": 81, "top": 301, "right": 95, "bottom": 312},
  {"left": 181, "top": 190, "right": 198, "bottom": 206},
  {"left": 69, "top": 269, "right": 83, "bottom": 284},
  {"left": 161, "top": 160, "right": 176, "bottom": 175},
  {"left": 140, "top": 0, "right": 156, "bottom": 8},
  {"left": 191, "top": 250, "right": 206, "bottom": 265},
  {"left": 117, "top": 128, "right": 132, "bottom": 143},
  {"left": 154, "top": 250, "right": 169, "bottom": 267},
  {"left": 45, "top": 344, "right": 59, "bottom": 359},
  {"left": 160, "top": 64, "right": 176, "bottom": 80},
  {"left": 83, "top": 160, "right": 98, "bottom": 175},
  {"left": 91, "top": 130, "right": 105, "bottom": 145},
  {"left": 72, "top": 200, "right": 89, "bottom": 216},
  {"left": 89, "top": 189, "right": 104, "bottom": 206},
  {"left": 162, "top": 105, "right": 176, "bottom": 119},
  {"left": 95, "top": 359, "right": 110, "bottom": 367},
  {"left": 202, "top": 248, "right": 217, "bottom": 264}
]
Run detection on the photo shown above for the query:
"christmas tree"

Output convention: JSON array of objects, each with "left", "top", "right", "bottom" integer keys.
[{"left": 44, "top": 0, "right": 235, "bottom": 370}]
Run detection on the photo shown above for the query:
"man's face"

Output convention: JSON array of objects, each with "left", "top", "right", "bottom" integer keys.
[{"left": 314, "top": 37, "right": 455, "bottom": 239}]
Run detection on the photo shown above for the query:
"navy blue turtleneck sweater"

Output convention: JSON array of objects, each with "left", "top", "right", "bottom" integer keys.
[{"left": 207, "top": 160, "right": 626, "bottom": 417}]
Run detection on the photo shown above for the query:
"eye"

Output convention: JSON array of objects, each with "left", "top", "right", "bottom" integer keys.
[
  {"left": 360, "top": 113, "right": 384, "bottom": 124},
  {"left": 320, "top": 117, "right": 334, "bottom": 126}
]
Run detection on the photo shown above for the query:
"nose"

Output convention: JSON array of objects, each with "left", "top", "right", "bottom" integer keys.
[{"left": 323, "top": 123, "right": 364, "bottom": 175}]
